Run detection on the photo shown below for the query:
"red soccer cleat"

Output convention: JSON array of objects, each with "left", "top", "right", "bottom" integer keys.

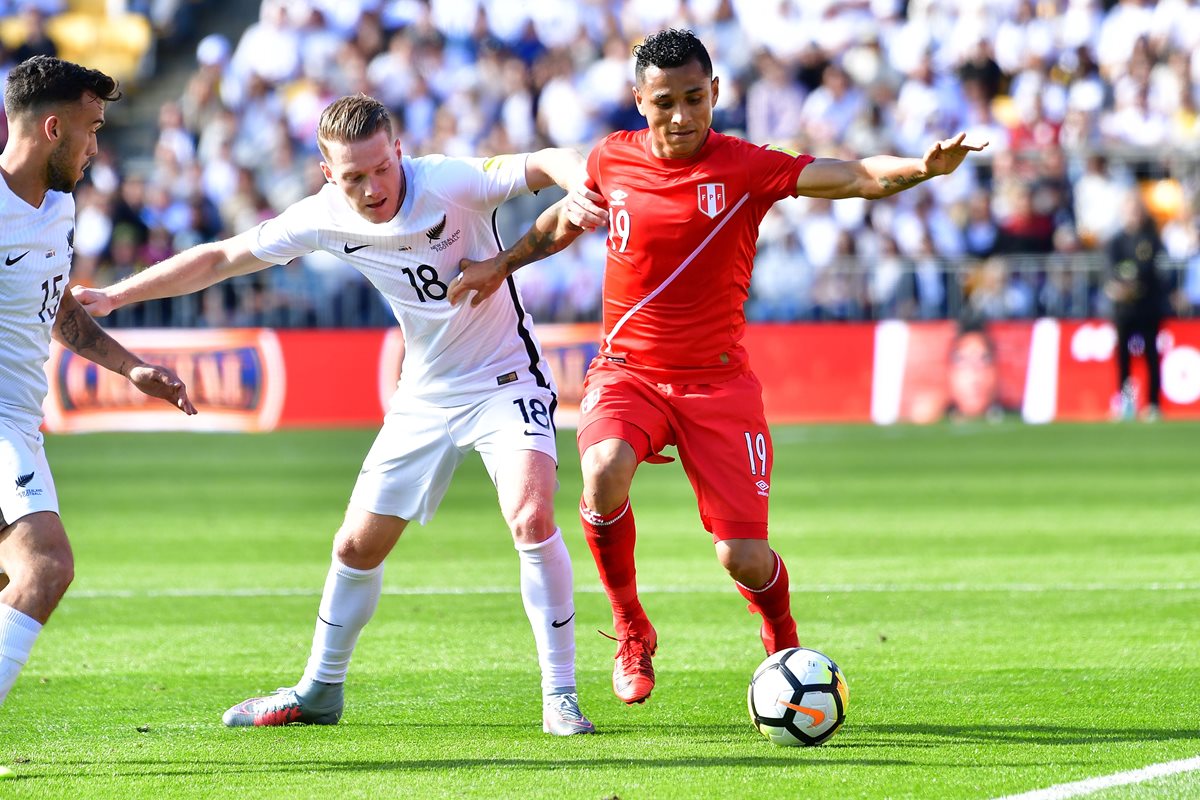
[
  {"left": 759, "top": 616, "right": 799, "bottom": 655},
  {"left": 604, "top": 627, "right": 658, "bottom": 704}
]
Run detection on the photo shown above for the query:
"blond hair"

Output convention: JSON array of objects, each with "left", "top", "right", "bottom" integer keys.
[{"left": 317, "top": 94, "right": 393, "bottom": 158}]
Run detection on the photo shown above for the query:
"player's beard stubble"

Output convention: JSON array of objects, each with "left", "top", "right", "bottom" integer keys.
[{"left": 46, "top": 140, "right": 82, "bottom": 193}]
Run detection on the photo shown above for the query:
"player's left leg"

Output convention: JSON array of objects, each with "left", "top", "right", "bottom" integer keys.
[
  {"left": 477, "top": 388, "right": 593, "bottom": 735},
  {"left": 0, "top": 434, "right": 67, "bottom": 710},
  {"left": 0, "top": 512, "right": 72, "bottom": 707},
  {"left": 717, "top": 540, "right": 799, "bottom": 654},
  {"left": 673, "top": 373, "right": 799, "bottom": 655}
]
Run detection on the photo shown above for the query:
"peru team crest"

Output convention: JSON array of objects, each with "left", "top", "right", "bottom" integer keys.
[{"left": 697, "top": 183, "right": 726, "bottom": 219}]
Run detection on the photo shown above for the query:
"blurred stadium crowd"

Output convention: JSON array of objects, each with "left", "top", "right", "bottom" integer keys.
[{"left": 2, "top": 0, "right": 1199, "bottom": 327}]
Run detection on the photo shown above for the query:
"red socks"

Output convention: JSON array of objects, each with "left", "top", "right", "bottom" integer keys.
[
  {"left": 737, "top": 550, "right": 799, "bottom": 652},
  {"left": 580, "top": 496, "right": 651, "bottom": 639}
]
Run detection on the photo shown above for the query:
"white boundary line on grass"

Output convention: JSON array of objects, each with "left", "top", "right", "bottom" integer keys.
[
  {"left": 990, "top": 755, "right": 1200, "bottom": 800},
  {"left": 65, "top": 582, "right": 1200, "bottom": 600}
]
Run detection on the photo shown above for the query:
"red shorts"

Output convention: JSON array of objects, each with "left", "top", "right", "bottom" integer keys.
[{"left": 576, "top": 357, "right": 773, "bottom": 540}]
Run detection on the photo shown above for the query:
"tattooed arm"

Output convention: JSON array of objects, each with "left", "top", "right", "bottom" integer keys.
[
  {"left": 794, "top": 133, "right": 988, "bottom": 200},
  {"left": 447, "top": 198, "right": 586, "bottom": 308},
  {"left": 52, "top": 291, "right": 196, "bottom": 414}
]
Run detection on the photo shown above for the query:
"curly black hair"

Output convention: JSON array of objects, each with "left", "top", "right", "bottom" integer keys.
[
  {"left": 4, "top": 55, "right": 121, "bottom": 118},
  {"left": 633, "top": 29, "right": 713, "bottom": 85}
]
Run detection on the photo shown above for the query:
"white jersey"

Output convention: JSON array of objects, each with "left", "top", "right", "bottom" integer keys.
[
  {"left": 251, "top": 153, "right": 555, "bottom": 404},
  {"left": 0, "top": 178, "right": 75, "bottom": 440}
]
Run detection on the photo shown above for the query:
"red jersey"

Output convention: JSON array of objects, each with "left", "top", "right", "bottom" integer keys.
[{"left": 586, "top": 128, "right": 812, "bottom": 384}]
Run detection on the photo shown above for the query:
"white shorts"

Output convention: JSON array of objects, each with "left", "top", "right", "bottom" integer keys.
[
  {"left": 349, "top": 383, "right": 558, "bottom": 524},
  {"left": 1, "top": 421, "right": 60, "bottom": 529}
]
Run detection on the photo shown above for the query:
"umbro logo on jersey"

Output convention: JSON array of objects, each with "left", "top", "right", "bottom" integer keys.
[
  {"left": 426, "top": 214, "right": 447, "bottom": 241},
  {"left": 15, "top": 471, "right": 35, "bottom": 488},
  {"left": 6, "top": 251, "right": 29, "bottom": 265},
  {"left": 343, "top": 243, "right": 370, "bottom": 254},
  {"left": 610, "top": 189, "right": 628, "bottom": 207}
]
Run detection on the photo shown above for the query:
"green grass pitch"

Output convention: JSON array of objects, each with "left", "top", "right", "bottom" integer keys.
[{"left": 2, "top": 422, "right": 1199, "bottom": 799}]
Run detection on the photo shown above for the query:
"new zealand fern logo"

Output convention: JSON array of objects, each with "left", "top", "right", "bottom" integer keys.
[
  {"left": 426, "top": 214, "right": 447, "bottom": 242},
  {"left": 15, "top": 471, "right": 34, "bottom": 488}
]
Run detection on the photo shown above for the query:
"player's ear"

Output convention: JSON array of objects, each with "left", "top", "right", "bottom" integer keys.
[
  {"left": 710, "top": 75, "right": 720, "bottom": 109},
  {"left": 44, "top": 113, "right": 61, "bottom": 142},
  {"left": 632, "top": 84, "right": 646, "bottom": 118},
  {"left": 393, "top": 138, "right": 403, "bottom": 160},
  {"left": 319, "top": 161, "right": 334, "bottom": 183}
]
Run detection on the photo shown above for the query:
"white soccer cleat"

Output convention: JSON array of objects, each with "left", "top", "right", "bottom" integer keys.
[
  {"left": 542, "top": 692, "right": 596, "bottom": 735},
  {"left": 222, "top": 686, "right": 343, "bottom": 727}
]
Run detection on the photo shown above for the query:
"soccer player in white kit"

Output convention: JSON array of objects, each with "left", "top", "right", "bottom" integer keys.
[
  {"left": 74, "top": 94, "right": 608, "bottom": 735},
  {"left": 0, "top": 56, "right": 196, "bottom": 757}
]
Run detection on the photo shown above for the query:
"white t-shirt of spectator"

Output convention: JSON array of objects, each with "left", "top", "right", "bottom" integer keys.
[
  {"left": 250, "top": 153, "right": 555, "bottom": 405},
  {"left": 0, "top": 177, "right": 75, "bottom": 440}
]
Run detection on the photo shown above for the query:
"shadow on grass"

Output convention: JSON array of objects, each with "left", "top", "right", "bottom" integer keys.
[
  {"left": 26, "top": 754, "right": 914, "bottom": 780},
  {"left": 849, "top": 723, "right": 1200, "bottom": 747}
]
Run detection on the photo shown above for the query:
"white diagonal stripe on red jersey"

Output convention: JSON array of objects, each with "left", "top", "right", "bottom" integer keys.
[{"left": 603, "top": 192, "right": 751, "bottom": 353}]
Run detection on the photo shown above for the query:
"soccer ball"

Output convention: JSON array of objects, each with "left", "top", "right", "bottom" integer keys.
[{"left": 747, "top": 647, "right": 849, "bottom": 746}]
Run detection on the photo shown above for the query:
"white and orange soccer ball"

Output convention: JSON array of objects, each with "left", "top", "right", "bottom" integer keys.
[{"left": 747, "top": 647, "right": 849, "bottom": 746}]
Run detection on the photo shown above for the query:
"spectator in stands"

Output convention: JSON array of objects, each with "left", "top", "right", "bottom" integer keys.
[
  {"left": 63, "top": 0, "right": 1198, "bottom": 328},
  {"left": 11, "top": 6, "right": 56, "bottom": 64}
]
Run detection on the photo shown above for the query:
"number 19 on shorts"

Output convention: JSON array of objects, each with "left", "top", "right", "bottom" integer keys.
[{"left": 744, "top": 431, "right": 768, "bottom": 477}]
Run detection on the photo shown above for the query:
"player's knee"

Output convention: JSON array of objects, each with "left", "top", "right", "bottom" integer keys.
[
  {"left": 581, "top": 443, "right": 635, "bottom": 514},
  {"left": 507, "top": 503, "right": 555, "bottom": 547},
  {"left": 29, "top": 542, "right": 74, "bottom": 602},
  {"left": 333, "top": 528, "right": 382, "bottom": 569},
  {"left": 718, "top": 544, "right": 772, "bottom": 587}
]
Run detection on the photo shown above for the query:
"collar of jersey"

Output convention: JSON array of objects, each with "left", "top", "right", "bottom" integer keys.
[{"left": 395, "top": 157, "right": 416, "bottom": 223}]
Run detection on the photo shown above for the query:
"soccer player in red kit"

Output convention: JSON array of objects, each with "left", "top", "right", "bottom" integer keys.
[{"left": 450, "top": 29, "right": 986, "bottom": 705}]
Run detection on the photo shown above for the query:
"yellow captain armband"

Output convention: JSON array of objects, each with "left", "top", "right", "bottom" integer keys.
[
  {"left": 766, "top": 144, "right": 802, "bottom": 158},
  {"left": 482, "top": 155, "right": 514, "bottom": 172}
]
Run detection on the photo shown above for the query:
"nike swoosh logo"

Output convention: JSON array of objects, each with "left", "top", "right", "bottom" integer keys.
[
  {"left": 317, "top": 614, "right": 344, "bottom": 628},
  {"left": 551, "top": 613, "right": 575, "bottom": 628},
  {"left": 780, "top": 700, "right": 826, "bottom": 726},
  {"left": 523, "top": 431, "right": 550, "bottom": 438},
  {"left": 343, "top": 243, "right": 369, "bottom": 253},
  {"left": 6, "top": 251, "right": 29, "bottom": 265}
]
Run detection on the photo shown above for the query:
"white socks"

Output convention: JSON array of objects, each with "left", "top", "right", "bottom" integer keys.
[
  {"left": 0, "top": 603, "right": 42, "bottom": 707},
  {"left": 301, "top": 558, "right": 384, "bottom": 686},
  {"left": 516, "top": 529, "right": 576, "bottom": 695},
  {"left": 297, "top": 532, "right": 576, "bottom": 699}
]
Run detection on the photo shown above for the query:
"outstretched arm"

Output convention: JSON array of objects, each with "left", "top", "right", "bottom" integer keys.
[
  {"left": 71, "top": 229, "right": 270, "bottom": 317},
  {"left": 448, "top": 198, "right": 586, "bottom": 308},
  {"left": 52, "top": 291, "right": 196, "bottom": 415},
  {"left": 524, "top": 147, "right": 607, "bottom": 229},
  {"left": 794, "top": 133, "right": 988, "bottom": 200}
]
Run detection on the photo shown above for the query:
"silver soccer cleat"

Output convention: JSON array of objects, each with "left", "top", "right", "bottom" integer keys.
[{"left": 542, "top": 692, "right": 596, "bottom": 736}]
